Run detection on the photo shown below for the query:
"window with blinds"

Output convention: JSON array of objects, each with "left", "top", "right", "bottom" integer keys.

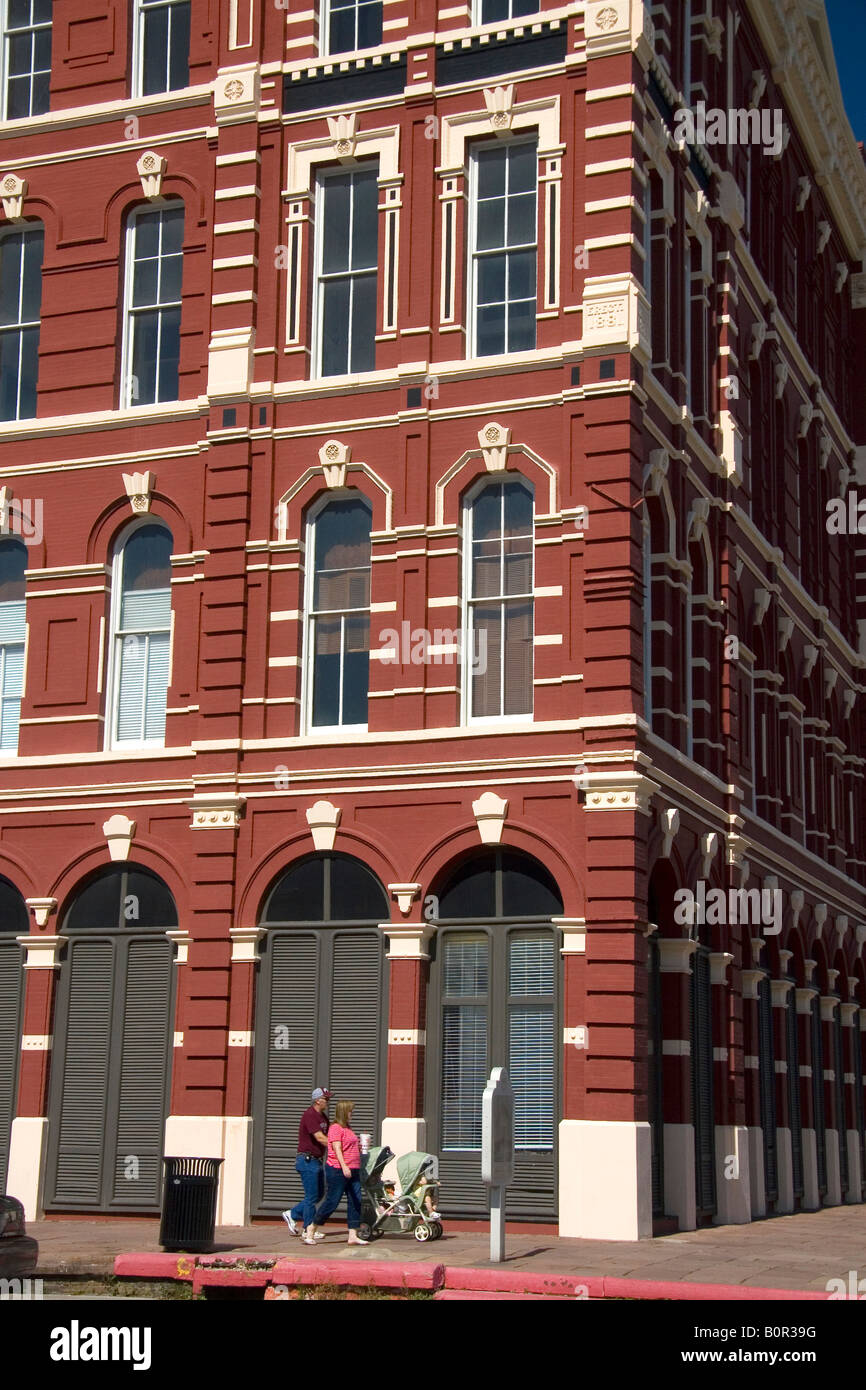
[
  {"left": 0, "top": 225, "right": 44, "bottom": 422},
  {"left": 0, "top": 540, "right": 26, "bottom": 752},
  {"left": 122, "top": 205, "right": 184, "bottom": 407},
  {"left": 2, "top": 0, "right": 51, "bottom": 119},
  {"left": 466, "top": 478, "right": 534, "bottom": 721},
  {"left": 441, "top": 935, "right": 488, "bottom": 1151},
  {"left": 508, "top": 933, "right": 554, "bottom": 1149},
  {"left": 306, "top": 497, "right": 371, "bottom": 730},
  {"left": 134, "top": 0, "right": 190, "bottom": 97},
  {"left": 109, "top": 523, "right": 172, "bottom": 747}
]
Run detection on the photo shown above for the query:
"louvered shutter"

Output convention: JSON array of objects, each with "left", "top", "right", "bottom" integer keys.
[
  {"left": 787, "top": 989, "right": 804, "bottom": 1197},
  {"left": 0, "top": 934, "right": 23, "bottom": 1192},
  {"left": 691, "top": 949, "right": 716, "bottom": 1214},
  {"left": 50, "top": 938, "right": 115, "bottom": 1206},
  {"left": 258, "top": 932, "right": 320, "bottom": 1211},
  {"left": 811, "top": 999, "right": 827, "bottom": 1195},
  {"left": 833, "top": 1012, "right": 848, "bottom": 1193},
  {"left": 0, "top": 599, "right": 25, "bottom": 751},
  {"left": 506, "top": 931, "right": 555, "bottom": 1219},
  {"left": 647, "top": 935, "right": 665, "bottom": 1217},
  {"left": 111, "top": 936, "right": 173, "bottom": 1206},
  {"left": 327, "top": 931, "right": 383, "bottom": 1138},
  {"left": 757, "top": 976, "right": 778, "bottom": 1204}
]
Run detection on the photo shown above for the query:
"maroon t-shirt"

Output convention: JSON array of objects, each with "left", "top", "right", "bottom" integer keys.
[{"left": 298, "top": 1106, "right": 329, "bottom": 1158}]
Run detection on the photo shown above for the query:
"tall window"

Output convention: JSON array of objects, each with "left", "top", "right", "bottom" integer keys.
[
  {"left": 325, "top": 0, "right": 382, "bottom": 54},
  {"left": 470, "top": 140, "right": 537, "bottom": 357},
  {"left": 2, "top": 0, "right": 51, "bottom": 119},
  {"left": 122, "top": 205, "right": 183, "bottom": 407},
  {"left": 109, "top": 523, "right": 172, "bottom": 747},
  {"left": 465, "top": 478, "right": 533, "bottom": 721},
  {"left": 134, "top": 0, "right": 190, "bottom": 96},
  {"left": 477, "top": 0, "right": 536, "bottom": 21},
  {"left": 0, "top": 540, "right": 25, "bottom": 752},
  {"left": 306, "top": 497, "right": 371, "bottom": 730},
  {"left": 314, "top": 167, "right": 378, "bottom": 377},
  {"left": 0, "top": 225, "right": 43, "bottom": 421}
]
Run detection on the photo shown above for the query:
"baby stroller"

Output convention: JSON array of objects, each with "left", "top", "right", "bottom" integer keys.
[{"left": 359, "top": 1148, "right": 443, "bottom": 1242}]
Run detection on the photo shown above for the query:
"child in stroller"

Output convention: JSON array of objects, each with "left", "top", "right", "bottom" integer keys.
[{"left": 359, "top": 1147, "right": 444, "bottom": 1242}]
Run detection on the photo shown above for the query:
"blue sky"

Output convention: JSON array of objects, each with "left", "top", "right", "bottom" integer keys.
[{"left": 825, "top": 0, "right": 866, "bottom": 143}]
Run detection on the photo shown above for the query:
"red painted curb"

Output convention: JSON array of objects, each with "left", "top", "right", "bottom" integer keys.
[
  {"left": 113, "top": 1254, "right": 199, "bottom": 1281},
  {"left": 193, "top": 1267, "right": 273, "bottom": 1294},
  {"left": 443, "top": 1267, "right": 603, "bottom": 1298},
  {"left": 270, "top": 1258, "right": 444, "bottom": 1290},
  {"left": 600, "top": 1277, "right": 829, "bottom": 1302},
  {"left": 434, "top": 1289, "right": 576, "bottom": 1301}
]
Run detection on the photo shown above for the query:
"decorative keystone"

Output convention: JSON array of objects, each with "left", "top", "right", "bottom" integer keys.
[
  {"left": 327, "top": 112, "right": 359, "bottom": 160},
  {"left": 318, "top": 439, "right": 351, "bottom": 489},
  {"left": 472, "top": 791, "right": 508, "bottom": 844},
  {"left": 306, "top": 800, "right": 341, "bottom": 851},
  {"left": 790, "top": 891, "right": 804, "bottom": 932},
  {"left": 644, "top": 448, "right": 669, "bottom": 496},
  {"left": 813, "top": 902, "right": 828, "bottom": 938},
  {"left": 835, "top": 915, "right": 849, "bottom": 942},
  {"left": 483, "top": 84, "right": 514, "bottom": 134},
  {"left": 802, "top": 644, "right": 819, "bottom": 679},
  {"left": 796, "top": 176, "right": 811, "bottom": 212},
  {"left": 0, "top": 172, "right": 27, "bottom": 221},
  {"left": 388, "top": 883, "right": 422, "bottom": 917},
  {"left": 123, "top": 471, "right": 156, "bottom": 514},
  {"left": 836, "top": 263, "right": 849, "bottom": 295},
  {"left": 774, "top": 361, "right": 788, "bottom": 400},
  {"left": 189, "top": 794, "right": 245, "bottom": 830},
  {"left": 25, "top": 898, "right": 57, "bottom": 929},
  {"left": 753, "top": 588, "right": 771, "bottom": 626},
  {"left": 478, "top": 422, "right": 511, "bottom": 473},
  {"left": 137, "top": 151, "right": 166, "bottom": 200},
  {"left": 816, "top": 221, "right": 831, "bottom": 254},
  {"left": 825, "top": 667, "right": 838, "bottom": 699},
  {"left": 658, "top": 807, "right": 679, "bottom": 859},
  {"left": 699, "top": 831, "right": 718, "bottom": 880},
  {"left": 818, "top": 431, "right": 832, "bottom": 470},
  {"left": 688, "top": 497, "right": 710, "bottom": 542},
  {"left": 103, "top": 814, "right": 136, "bottom": 862},
  {"left": 749, "top": 320, "right": 767, "bottom": 360}
]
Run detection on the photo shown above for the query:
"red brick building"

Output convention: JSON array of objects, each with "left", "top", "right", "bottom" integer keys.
[{"left": 0, "top": 0, "right": 864, "bottom": 1239}]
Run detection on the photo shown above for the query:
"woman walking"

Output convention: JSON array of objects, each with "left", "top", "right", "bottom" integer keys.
[{"left": 303, "top": 1099, "right": 369, "bottom": 1246}]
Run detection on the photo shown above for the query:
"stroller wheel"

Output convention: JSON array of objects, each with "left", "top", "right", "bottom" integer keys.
[
  {"left": 430, "top": 1221, "right": 443, "bottom": 1241},
  {"left": 358, "top": 1223, "right": 373, "bottom": 1242},
  {"left": 413, "top": 1222, "right": 432, "bottom": 1242}
]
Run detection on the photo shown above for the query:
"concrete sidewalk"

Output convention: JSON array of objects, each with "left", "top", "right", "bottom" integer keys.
[{"left": 29, "top": 1205, "right": 866, "bottom": 1294}]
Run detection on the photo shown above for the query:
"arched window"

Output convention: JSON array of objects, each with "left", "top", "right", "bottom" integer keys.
[
  {"left": 107, "top": 522, "right": 172, "bottom": 747},
  {"left": 465, "top": 477, "right": 534, "bottom": 721},
  {"left": 428, "top": 848, "right": 562, "bottom": 1219},
  {"left": 305, "top": 496, "right": 371, "bottom": 730},
  {"left": 0, "top": 540, "right": 26, "bottom": 751},
  {"left": 0, "top": 224, "right": 44, "bottom": 421},
  {"left": 121, "top": 204, "right": 184, "bottom": 407}
]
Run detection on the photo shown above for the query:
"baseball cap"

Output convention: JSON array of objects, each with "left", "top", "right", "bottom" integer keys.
[{"left": 312, "top": 1087, "right": 331, "bottom": 1101}]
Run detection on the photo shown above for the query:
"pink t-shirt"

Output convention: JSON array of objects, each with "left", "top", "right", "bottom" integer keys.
[{"left": 326, "top": 1123, "right": 361, "bottom": 1170}]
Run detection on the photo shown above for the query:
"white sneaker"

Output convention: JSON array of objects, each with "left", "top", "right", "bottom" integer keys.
[{"left": 282, "top": 1211, "right": 299, "bottom": 1236}]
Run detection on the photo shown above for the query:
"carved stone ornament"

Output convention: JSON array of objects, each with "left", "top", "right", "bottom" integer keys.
[
  {"left": 688, "top": 497, "right": 710, "bottom": 542},
  {"left": 817, "top": 221, "right": 831, "bottom": 254},
  {"left": 137, "top": 151, "right": 166, "bottom": 200},
  {"left": 778, "top": 613, "right": 794, "bottom": 651},
  {"left": 318, "top": 439, "right": 351, "bottom": 488},
  {"left": 843, "top": 688, "right": 856, "bottom": 718},
  {"left": 774, "top": 360, "right": 788, "bottom": 400},
  {"left": 749, "top": 320, "right": 767, "bottom": 361},
  {"left": 818, "top": 431, "right": 832, "bottom": 470},
  {"left": 836, "top": 263, "right": 849, "bottom": 294},
  {"left": 483, "top": 85, "right": 514, "bottom": 134},
  {"left": 700, "top": 831, "right": 718, "bottom": 880},
  {"left": 478, "top": 422, "right": 511, "bottom": 473},
  {"left": 327, "top": 113, "right": 359, "bottom": 160},
  {"left": 123, "top": 471, "right": 156, "bottom": 513},
  {"left": 796, "top": 176, "right": 811, "bottom": 213},
  {"left": 583, "top": 774, "right": 657, "bottom": 817},
  {"left": 593, "top": 5, "right": 620, "bottom": 31},
  {"left": 644, "top": 448, "right": 669, "bottom": 496},
  {"left": 103, "top": 814, "right": 136, "bottom": 862},
  {"left": 753, "top": 588, "right": 771, "bottom": 626},
  {"left": 306, "top": 800, "right": 341, "bottom": 851},
  {"left": 472, "top": 791, "right": 508, "bottom": 844},
  {"left": 1, "top": 172, "right": 27, "bottom": 221},
  {"left": 798, "top": 402, "right": 814, "bottom": 439},
  {"left": 388, "top": 883, "right": 421, "bottom": 916},
  {"left": 750, "top": 70, "right": 767, "bottom": 109},
  {"left": 26, "top": 898, "right": 57, "bottom": 929},
  {"left": 802, "top": 644, "right": 819, "bottom": 679},
  {"left": 825, "top": 667, "right": 838, "bottom": 699},
  {"left": 658, "top": 806, "right": 679, "bottom": 859},
  {"left": 851, "top": 272, "right": 866, "bottom": 311},
  {"left": 813, "top": 902, "right": 828, "bottom": 938},
  {"left": 189, "top": 794, "right": 245, "bottom": 830},
  {"left": 213, "top": 64, "right": 261, "bottom": 123}
]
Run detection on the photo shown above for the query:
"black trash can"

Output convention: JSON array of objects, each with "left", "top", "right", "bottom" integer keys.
[{"left": 159, "top": 1157, "right": 223, "bottom": 1252}]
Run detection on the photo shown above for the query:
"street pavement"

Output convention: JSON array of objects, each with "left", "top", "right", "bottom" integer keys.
[{"left": 26, "top": 1205, "right": 866, "bottom": 1293}]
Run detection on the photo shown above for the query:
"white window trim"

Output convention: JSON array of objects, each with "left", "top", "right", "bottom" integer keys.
[
  {"left": 467, "top": 133, "right": 538, "bottom": 361},
  {"left": 311, "top": 165, "right": 379, "bottom": 381},
  {"left": 119, "top": 202, "right": 182, "bottom": 410},
  {"left": 104, "top": 518, "right": 172, "bottom": 752},
  {"left": 0, "top": 0, "right": 51, "bottom": 121},
  {"left": 131, "top": 0, "right": 189, "bottom": 100},
  {"left": 461, "top": 475, "right": 534, "bottom": 727},
  {"left": 301, "top": 493, "right": 371, "bottom": 737},
  {"left": 320, "top": 0, "right": 382, "bottom": 58},
  {"left": 470, "top": 0, "right": 539, "bottom": 26},
  {"left": 0, "top": 225, "right": 42, "bottom": 422}
]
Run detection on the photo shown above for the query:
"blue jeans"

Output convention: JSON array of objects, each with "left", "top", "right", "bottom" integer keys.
[
  {"left": 312, "top": 1165, "right": 362, "bottom": 1230},
  {"left": 290, "top": 1155, "right": 324, "bottom": 1227}
]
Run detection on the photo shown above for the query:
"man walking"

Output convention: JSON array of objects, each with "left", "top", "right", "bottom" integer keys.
[{"left": 282, "top": 1088, "right": 330, "bottom": 1239}]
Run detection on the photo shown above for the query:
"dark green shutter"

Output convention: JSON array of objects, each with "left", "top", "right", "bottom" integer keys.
[
  {"left": 0, "top": 935, "right": 23, "bottom": 1192},
  {"left": 757, "top": 977, "right": 778, "bottom": 1204},
  {"left": 811, "top": 999, "right": 827, "bottom": 1196},
  {"left": 259, "top": 932, "right": 320, "bottom": 1210},
  {"left": 786, "top": 989, "right": 804, "bottom": 1198},
  {"left": 691, "top": 949, "right": 716, "bottom": 1214},
  {"left": 111, "top": 936, "right": 173, "bottom": 1205},
  {"left": 328, "top": 931, "right": 384, "bottom": 1137},
  {"left": 51, "top": 939, "right": 115, "bottom": 1205},
  {"left": 833, "top": 1012, "right": 848, "bottom": 1193}
]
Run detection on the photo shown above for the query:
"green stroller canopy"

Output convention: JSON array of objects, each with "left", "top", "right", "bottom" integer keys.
[{"left": 396, "top": 1151, "right": 437, "bottom": 1194}]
